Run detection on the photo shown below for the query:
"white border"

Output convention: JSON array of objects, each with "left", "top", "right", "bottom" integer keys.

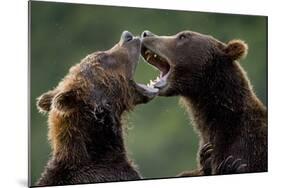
[{"left": 1, "top": 0, "right": 281, "bottom": 188}]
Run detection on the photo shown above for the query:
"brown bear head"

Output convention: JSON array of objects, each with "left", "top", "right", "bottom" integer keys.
[
  {"left": 37, "top": 31, "right": 159, "bottom": 115},
  {"left": 141, "top": 30, "right": 248, "bottom": 97},
  {"left": 36, "top": 31, "right": 159, "bottom": 155}
]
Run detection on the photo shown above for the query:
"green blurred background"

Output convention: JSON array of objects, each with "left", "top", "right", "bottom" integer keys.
[{"left": 30, "top": 1, "right": 267, "bottom": 185}]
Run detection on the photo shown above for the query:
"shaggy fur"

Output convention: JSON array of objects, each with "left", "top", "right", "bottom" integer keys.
[
  {"left": 36, "top": 32, "right": 155, "bottom": 186},
  {"left": 141, "top": 30, "right": 267, "bottom": 175}
]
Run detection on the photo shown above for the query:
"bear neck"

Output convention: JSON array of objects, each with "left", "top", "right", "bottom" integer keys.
[
  {"left": 52, "top": 106, "right": 129, "bottom": 167},
  {"left": 86, "top": 108, "right": 129, "bottom": 163},
  {"left": 182, "top": 60, "right": 264, "bottom": 143}
]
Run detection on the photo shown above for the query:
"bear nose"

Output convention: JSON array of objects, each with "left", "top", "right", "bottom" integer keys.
[
  {"left": 141, "top": 30, "right": 155, "bottom": 38},
  {"left": 121, "top": 31, "right": 133, "bottom": 42}
]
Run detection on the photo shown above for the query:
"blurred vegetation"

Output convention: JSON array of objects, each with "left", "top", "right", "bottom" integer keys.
[{"left": 30, "top": 1, "right": 267, "bottom": 185}]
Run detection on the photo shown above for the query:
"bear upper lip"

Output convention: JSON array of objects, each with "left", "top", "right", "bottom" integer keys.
[{"left": 140, "top": 44, "right": 171, "bottom": 89}]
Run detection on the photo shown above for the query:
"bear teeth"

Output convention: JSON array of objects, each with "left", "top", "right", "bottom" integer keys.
[
  {"left": 146, "top": 80, "right": 156, "bottom": 88},
  {"left": 146, "top": 78, "right": 163, "bottom": 88},
  {"left": 145, "top": 50, "right": 153, "bottom": 56},
  {"left": 144, "top": 49, "right": 162, "bottom": 62}
]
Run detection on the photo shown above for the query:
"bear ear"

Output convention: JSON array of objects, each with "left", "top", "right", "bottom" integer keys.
[
  {"left": 224, "top": 40, "right": 248, "bottom": 61},
  {"left": 37, "top": 90, "right": 57, "bottom": 113},
  {"left": 52, "top": 90, "right": 78, "bottom": 112}
]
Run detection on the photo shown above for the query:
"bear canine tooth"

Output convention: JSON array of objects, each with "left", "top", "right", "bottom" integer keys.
[
  {"left": 154, "top": 54, "right": 157, "bottom": 58},
  {"left": 147, "top": 55, "right": 152, "bottom": 61}
]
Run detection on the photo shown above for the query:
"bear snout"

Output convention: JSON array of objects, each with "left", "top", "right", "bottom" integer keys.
[
  {"left": 121, "top": 30, "right": 133, "bottom": 43},
  {"left": 141, "top": 30, "right": 155, "bottom": 38}
]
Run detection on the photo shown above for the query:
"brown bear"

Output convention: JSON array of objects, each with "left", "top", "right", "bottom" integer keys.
[
  {"left": 140, "top": 30, "right": 267, "bottom": 175},
  {"left": 35, "top": 31, "right": 159, "bottom": 186}
]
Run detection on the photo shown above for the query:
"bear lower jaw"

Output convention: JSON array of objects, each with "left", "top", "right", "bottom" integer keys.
[
  {"left": 137, "top": 83, "right": 159, "bottom": 94},
  {"left": 145, "top": 69, "right": 170, "bottom": 91}
]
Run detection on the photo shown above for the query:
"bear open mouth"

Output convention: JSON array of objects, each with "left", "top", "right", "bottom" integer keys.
[{"left": 141, "top": 46, "right": 171, "bottom": 89}]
